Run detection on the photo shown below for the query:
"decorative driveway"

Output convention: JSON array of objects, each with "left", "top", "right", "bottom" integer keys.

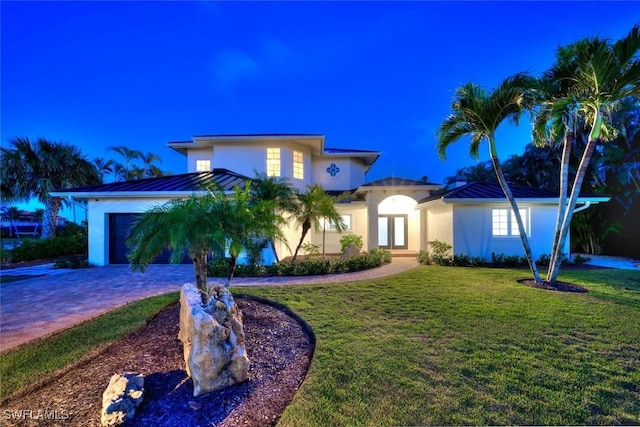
[{"left": 0, "top": 258, "right": 418, "bottom": 353}]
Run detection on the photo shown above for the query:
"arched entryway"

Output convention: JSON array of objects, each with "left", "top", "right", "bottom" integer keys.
[{"left": 377, "top": 195, "right": 417, "bottom": 250}]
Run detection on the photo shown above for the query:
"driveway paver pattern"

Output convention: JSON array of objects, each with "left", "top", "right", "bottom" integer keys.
[{"left": 0, "top": 257, "right": 418, "bottom": 353}]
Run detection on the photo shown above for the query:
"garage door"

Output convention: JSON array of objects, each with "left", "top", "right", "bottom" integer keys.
[{"left": 108, "top": 213, "right": 189, "bottom": 264}]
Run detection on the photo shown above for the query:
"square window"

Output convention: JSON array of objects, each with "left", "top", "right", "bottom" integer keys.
[
  {"left": 196, "top": 159, "right": 211, "bottom": 172},
  {"left": 492, "top": 209, "right": 509, "bottom": 236}
]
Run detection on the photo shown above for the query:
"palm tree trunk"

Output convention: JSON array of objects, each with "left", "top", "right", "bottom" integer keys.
[
  {"left": 42, "top": 197, "right": 62, "bottom": 239},
  {"left": 193, "top": 252, "right": 209, "bottom": 304},
  {"left": 225, "top": 254, "right": 237, "bottom": 288},
  {"left": 489, "top": 141, "right": 542, "bottom": 283},
  {"left": 548, "top": 111, "right": 603, "bottom": 283},
  {"left": 291, "top": 221, "right": 311, "bottom": 262},
  {"left": 547, "top": 137, "right": 598, "bottom": 282},
  {"left": 547, "top": 131, "right": 573, "bottom": 279}
]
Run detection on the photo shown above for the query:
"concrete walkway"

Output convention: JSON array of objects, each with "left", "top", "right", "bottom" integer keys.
[{"left": 0, "top": 257, "right": 419, "bottom": 353}]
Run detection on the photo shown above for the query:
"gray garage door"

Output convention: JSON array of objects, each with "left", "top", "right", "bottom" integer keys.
[{"left": 108, "top": 213, "right": 189, "bottom": 264}]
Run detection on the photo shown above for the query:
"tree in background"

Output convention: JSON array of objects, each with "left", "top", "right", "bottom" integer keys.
[
  {"left": 0, "top": 137, "right": 99, "bottom": 238},
  {"left": 92, "top": 157, "right": 115, "bottom": 183},
  {"left": 437, "top": 74, "right": 542, "bottom": 283},
  {"left": 290, "top": 184, "right": 346, "bottom": 262},
  {"left": 108, "top": 145, "right": 167, "bottom": 181}
]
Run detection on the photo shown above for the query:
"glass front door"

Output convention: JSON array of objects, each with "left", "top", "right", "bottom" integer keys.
[{"left": 378, "top": 215, "right": 408, "bottom": 249}]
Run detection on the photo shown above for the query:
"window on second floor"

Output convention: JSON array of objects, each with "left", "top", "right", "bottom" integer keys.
[
  {"left": 266, "top": 148, "right": 281, "bottom": 177},
  {"left": 293, "top": 150, "right": 304, "bottom": 179},
  {"left": 196, "top": 159, "right": 211, "bottom": 172},
  {"left": 492, "top": 208, "right": 529, "bottom": 236}
]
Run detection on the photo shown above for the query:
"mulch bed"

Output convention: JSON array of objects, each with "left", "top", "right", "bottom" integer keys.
[
  {"left": 0, "top": 297, "right": 314, "bottom": 426},
  {"left": 517, "top": 278, "right": 588, "bottom": 293}
]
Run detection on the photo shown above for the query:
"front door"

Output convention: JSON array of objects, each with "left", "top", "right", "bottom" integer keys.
[{"left": 378, "top": 215, "right": 408, "bottom": 249}]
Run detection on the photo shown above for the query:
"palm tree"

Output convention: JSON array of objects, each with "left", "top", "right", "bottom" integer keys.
[
  {"left": 140, "top": 151, "right": 163, "bottom": 178},
  {"left": 127, "top": 184, "right": 286, "bottom": 302},
  {"left": 290, "top": 184, "right": 346, "bottom": 262},
  {"left": 436, "top": 74, "right": 543, "bottom": 283},
  {"left": 93, "top": 157, "right": 115, "bottom": 183},
  {"left": 249, "top": 172, "right": 296, "bottom": 262},
  {"left": 109, "top": 145, "right": 142, "bottom": 181},
  {"left": 0, "top": 137, "right": 100, "bottom": 238},
  {"left": 3, "top": 206, "right": 21, "bottom": 237},
  {"left": 533, "top": 25, "right": 640, "bottom": 282}
]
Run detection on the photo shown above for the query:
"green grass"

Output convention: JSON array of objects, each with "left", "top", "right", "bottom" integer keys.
[
  {"left": 235, "top": 266, "right": 640, "bottom": 426},
  {"left": 2, "top": 267, "right": 639, "bottom": 426},
  {"left": 0, "top": 292, "right": 178, "bottom": 400}
]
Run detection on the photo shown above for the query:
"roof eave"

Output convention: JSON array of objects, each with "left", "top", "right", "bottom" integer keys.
[{"left": 50, "top": 190, "right": 235, "bottom": 199}]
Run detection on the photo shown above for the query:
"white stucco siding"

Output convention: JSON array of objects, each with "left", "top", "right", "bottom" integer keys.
[
  {"left": 451, "top": 203, "right": 566, "bottom": 261},
  {"left": 308, "top": 203, "right": 368, "bottom": 254},
  {"left": 212, "top": 144, "right": 266, "bottom": 177},
  {"left": 186, "top": 147, "right": 213, "bottom": 172},
  {"left": 312, "top": 158, "right": 364, "bottom": 191},
  {"left": 87, "top": 198, "right": 179, "bottom": 266},
  {"left": 425, "top": 204, "right": 454, "bottom": 249}
]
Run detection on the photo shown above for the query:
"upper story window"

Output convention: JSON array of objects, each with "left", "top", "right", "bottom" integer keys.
[
  {"left": 266, "top": 148, "right": 281, "bottom": 177},
  {"left": 196, "top": 159, "right": 211, "bottom": 172},
  {"left": 492, "top": 208, "right": 529, "bottom": 236},
  {"left": 293, "top": 150, "right": 304, "bottom": 179}
]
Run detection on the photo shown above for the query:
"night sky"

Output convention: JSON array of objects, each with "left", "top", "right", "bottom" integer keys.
[{"left": 2, "top": 1, "right": 638, "bottom": 216}]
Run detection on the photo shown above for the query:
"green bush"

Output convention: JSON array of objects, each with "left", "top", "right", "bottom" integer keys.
[
  {"left": 340, "top": 233, "right": 363, "bottom": 251},
  {"left": 10, "top": 237, "right": 87, "bottom": 262},
  {"left": 428, "top": 240, "right": 453, "bottom": 266},
  {"left": 417, "top": 249, "right": 431, "bottom": 265},
  {"left": 53, "top": 255, "right": 91, "bottom": 269},
  {"left": 301, "top": 242, "right": 320, "bottom": 256},
  {"left": 209, "top": 251, "right": 391, "bottom": 278},
  {"left": 572, "top": 254, "right": 592, "bottom": 265}
]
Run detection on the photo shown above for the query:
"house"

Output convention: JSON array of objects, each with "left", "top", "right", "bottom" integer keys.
[{"left": 51, "top": 134, "right": 609, "bottom": 265}]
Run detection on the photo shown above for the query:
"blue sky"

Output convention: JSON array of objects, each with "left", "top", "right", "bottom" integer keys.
[{"left": 2, "top": 1, "right": 639, "bottom": 216}]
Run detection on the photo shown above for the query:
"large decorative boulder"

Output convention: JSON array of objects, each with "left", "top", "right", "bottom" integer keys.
[
  {"left": 341, "top": 242, "right": 360, "bottom": 259},
  {"left": 178, "top": 283, "right": 250, "bottom": 397},
  {"left": 101, "top": 373, "right": 144, "bottom": 426}
]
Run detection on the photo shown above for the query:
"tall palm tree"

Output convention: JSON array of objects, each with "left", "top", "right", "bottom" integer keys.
[
  {"left": 109, "top": 145, "right": 142, "bottom": 181},
  {"left": 127, "top": 184, "right": 286, "bottom": 302},
  {"left": 140, "top": 151, "right": 163, "bottom": 178},
  {"left": 437, "top": 74, "right": 542, "bottom": 283},
  {"left": 1, "top": 137, "right": 99, "bottom": 238},
  {"left": 290, "top": 184, "right": 346, "bottom": 262},
  {"left": 533, "top": 25, "right": 640, "bottom": 282},
  {"left": 93, "top": 157, "right": 115, "bottom": 183}
]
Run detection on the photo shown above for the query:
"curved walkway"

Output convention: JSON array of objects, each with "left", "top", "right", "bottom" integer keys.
[{"left": 0, "top": 257, "right": 418, "bottom": 353}]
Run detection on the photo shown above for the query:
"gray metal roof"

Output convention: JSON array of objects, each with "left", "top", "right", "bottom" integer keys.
[
  {"left": 363, "top": 177, "right": 439, "bottom": 187},
  {"left": 418, "top": 181, "right": 588, "bottom": 204},
  {"left": 54, "top": 168, "right": 249, "bottom": 194}
]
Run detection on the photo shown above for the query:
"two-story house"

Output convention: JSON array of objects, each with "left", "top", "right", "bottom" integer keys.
[{"left": 52, "top": 134, "right": 608, "bottom": 266}]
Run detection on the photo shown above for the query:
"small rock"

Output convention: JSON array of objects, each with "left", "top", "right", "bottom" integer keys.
[
  {"left": 341, "top": 242, "right": 360, "bottom": 259},
  {"left": 188, "top": 401, "right": 201, "bottom": 411},
  {"left": 101, "top": 373, "right": 145, "bottom": 426}
]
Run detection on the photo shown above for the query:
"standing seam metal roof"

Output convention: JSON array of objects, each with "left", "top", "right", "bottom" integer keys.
[{"left": 54, "top": 169, "right": 249, "bottom": 193}]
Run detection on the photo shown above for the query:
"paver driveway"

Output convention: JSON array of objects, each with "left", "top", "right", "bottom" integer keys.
[{"left": 0, "top": 258, "right": 418, "bottom": 352}]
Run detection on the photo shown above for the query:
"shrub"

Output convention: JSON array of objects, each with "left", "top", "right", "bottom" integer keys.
[
  {"left": 370, "top": 248, "right": 392, "bottom": 264},
  {"left": 572, "top": 254, "right": 592, "bottom": 265},
  {"left": 10, "top": 237, "right": 86, "bottom": 262},
  {"left": 340, "top": 233, "right": 363, "bottom": 251},
  {"left": 301, "top": 242, "right": 320, "bottom": 256},
  {"left": 417, "top": 249, "right": 431, "bottom": 265},
  {"left": 53, "top": 255, "right": 91, "bottom": 269},
  {"left": 428, "top": 240, "right": 452, "bottom": 266},
  {"left": 536, "top": 253, "right": 551, "bottom": 266}
]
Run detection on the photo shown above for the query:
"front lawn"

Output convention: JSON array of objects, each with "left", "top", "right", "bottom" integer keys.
[
  {"left": 1, "top": 266, "right": 638, "bottom": 425},
  {"left": 238, "top": 266, "right": 640, "bottom": 426}
]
